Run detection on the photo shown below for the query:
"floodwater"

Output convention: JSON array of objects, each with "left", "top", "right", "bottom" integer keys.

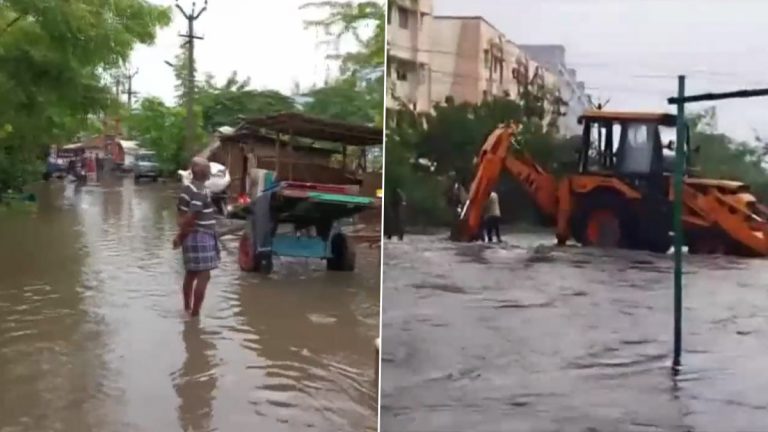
[
  {"left": 381, "top": 232, "right": 768, "bottom": 432},
  {"left": 0, "top": 177, "right": 379, "bottom": 432}
]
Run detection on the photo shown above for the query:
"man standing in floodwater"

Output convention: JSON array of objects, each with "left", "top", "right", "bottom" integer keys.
[
  {"left": 385, "top": 187, "right": 406, "bottom": 240},
  {"left": 484, "top": 190, "right": 501, "bottom": 243},
  {"left": 173, "top": 157, "right": 220, "bottom": 317}
]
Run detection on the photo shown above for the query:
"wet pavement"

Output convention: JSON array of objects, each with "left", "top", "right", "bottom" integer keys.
[
  {"left": 0, "top": 177, "right": 379, "bottom": 432},
  {"left": 381, "top": 233, "right": 768, "bottom": 432}
]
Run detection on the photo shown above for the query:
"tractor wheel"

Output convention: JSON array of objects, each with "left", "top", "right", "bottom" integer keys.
[
  {"left": 256, "top": 252, "right": 274, "bottom": 275},
  {"left": 238, "top": 233, "right": 255, "bottom": 272},
  {"left": 646, "top": 234, "right": 672, "bottom": 254},
  {"left": 572, "top": 191, "right": 631, "bottom": 249},
  {"left": 688, "top": 234, "right": 727, "bottom": 255},
  {"left": 327, "top": 233, "right": 356, "bottom": 271}
]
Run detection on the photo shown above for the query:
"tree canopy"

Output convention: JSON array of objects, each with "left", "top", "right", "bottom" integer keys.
[{"left": 0, "top": 0, "right": 171, "bottom": 191}]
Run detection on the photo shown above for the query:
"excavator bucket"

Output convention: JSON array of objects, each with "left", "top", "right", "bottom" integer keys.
[{"left": 451, "top": 125, "right": 516, "bottom": 242}]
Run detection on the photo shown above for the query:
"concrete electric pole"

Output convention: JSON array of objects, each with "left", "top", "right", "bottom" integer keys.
[
  {"left": 175, "top": 0, "right": 208, "bottom": 156},
  {"left": 123, "top": 67, "right": 139, "bottom": 109}
]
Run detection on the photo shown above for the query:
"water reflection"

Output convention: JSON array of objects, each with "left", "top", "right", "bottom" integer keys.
[
  {"left": 0, "top": 179, "right": 378, "bottom": 432},
  {"left": 174, "top": 321, "right": 218, "bottom": 432}
]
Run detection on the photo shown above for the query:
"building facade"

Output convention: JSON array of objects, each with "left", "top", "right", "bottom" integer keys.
[
  {"left": 385, "top": 11, "right": 590, "bottom": 136},
  {"left": 518, "top": 44, "right": 591, "bottom": 136},
  {"left": 386, "top": 0, "right": 433, "bottom": 113}
]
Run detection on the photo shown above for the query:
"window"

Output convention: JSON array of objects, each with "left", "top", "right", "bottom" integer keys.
[
  {"left": 617, "top": 122, "right": 654, "bottom": 174},
  {"left": 397, "top": 6, "right": 409, "bottom": 29},
  {"left": 483, "top": 50, "right": 490, "bottom": 69},
  {"left": 482, "top": 90, "right": 489, "bottom": 100},
  {"left": 395, "top": 68, "right": 408, "bottom": 81},
  {"left": 387, "top": 3, "right": 392, "bottom": 24}
]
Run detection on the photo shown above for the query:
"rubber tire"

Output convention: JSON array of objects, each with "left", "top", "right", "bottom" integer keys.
[
  {"left": 571, "top": 190, "right": 632, "bottom": 249},
  {"left": 256, "top": 253, "right": 274, "bottom": 275},
  {"left": 327, "top": 233, "right": 356, "bottom": 271},
  {"left": 152, "top": 176, "right": 159, "bottom": 183},
  {"left": 238, "top": 233, "right": 256, "bottom": 272},
  {"left": 646, "top": 234, "right": 672, "bottom": 254}
]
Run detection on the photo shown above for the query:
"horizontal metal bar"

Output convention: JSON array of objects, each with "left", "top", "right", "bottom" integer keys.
[{"left": 668, "top": 87, "right": 768, "bottom": 104}]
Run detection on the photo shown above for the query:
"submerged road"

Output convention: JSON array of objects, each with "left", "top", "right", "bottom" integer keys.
[
  {"left": 381, "top": 233, "right": 768, "bottom": 432},
  {"left": 0, "top": 177, "right": 379, "bottom": 432}
]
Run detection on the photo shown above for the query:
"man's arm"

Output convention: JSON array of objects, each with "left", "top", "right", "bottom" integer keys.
[{"left": 174, "top": 187, "right": 200, "bottom": 248}]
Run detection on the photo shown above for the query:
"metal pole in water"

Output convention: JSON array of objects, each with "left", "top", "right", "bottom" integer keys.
[{"left": 672, "top": 75, "right": 686, "bottom": 370}]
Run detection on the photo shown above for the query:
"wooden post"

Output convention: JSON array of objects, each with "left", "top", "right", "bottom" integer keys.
[
  {"left": 288, "top": 130, "right": 294, "bottom": 181},
  {"left": 275, "top": 133, "right": 281, "bottom": 178}
]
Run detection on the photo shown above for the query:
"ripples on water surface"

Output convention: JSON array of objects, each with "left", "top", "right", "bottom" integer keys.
[
  {"left": 381, "top": 233, "right": 768, "bottom": 432},
  {"left": 0, "top": 179, "right": 379, "bottom": 432}
]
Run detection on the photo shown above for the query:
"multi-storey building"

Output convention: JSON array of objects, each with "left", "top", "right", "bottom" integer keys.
[
  {"left": 385, "top": 10, "right": 589, "bottom": 136},
  {"left": 430, "top": 16, "right": 510, "bottom": 105},
  {"left": 386, "top": 0, "right": 433, "bottom": 113},
  {"left": 518, "top": 44, "right": 591, "bottom": 136}
]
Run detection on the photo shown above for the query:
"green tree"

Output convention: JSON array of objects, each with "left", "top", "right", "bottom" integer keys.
[
  {"left": 125, "top": 97, "right": 189, "bottom": 174},
  {"left": 300, "top": 1, "right": 385, "bottom": 75},
  {"left": 197, "top": 72, "right": 298, "bottom": 132},
  {"left": 302, "top": 75, "right": 382, "bottom": 125},
  {"left": 0, "top": 0, "right": 171, "bottom": 191}
]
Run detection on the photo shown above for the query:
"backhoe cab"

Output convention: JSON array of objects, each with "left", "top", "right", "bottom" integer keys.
[{"left": 577, "top": 111, "right": 692, "bottom": 174}]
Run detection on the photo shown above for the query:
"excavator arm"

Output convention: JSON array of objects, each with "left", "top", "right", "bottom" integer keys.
[{"left": 451, "top": 124, "right": 559, "bottom": 242}]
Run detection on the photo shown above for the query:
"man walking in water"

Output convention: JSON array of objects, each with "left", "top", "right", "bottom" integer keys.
[
  {"left": 385, "top": 186, "right": 406, "bottom": 240},
  {"left": 173, "top": 157, "right": 219, "bottom": 317},
  {"left": 484, "top": 190, "right": 502, "bottom": 243}
]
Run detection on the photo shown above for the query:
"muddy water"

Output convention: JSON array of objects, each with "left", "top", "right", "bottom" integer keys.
[
  {"left": 0, "top": 178, "right": 379, "bottom": 432},
  {"left": 381, "top": 233, "right": 768, "bottom": 432}
]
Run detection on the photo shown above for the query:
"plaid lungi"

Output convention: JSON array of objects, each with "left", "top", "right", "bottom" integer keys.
[{"left": 182, "top": 230, "right": 220, "bottom": 272}]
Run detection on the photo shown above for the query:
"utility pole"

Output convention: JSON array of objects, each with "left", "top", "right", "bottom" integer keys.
[
  {"left": 123, "top": 67, "right": 139, "bottom": 110},
  {"left": 175, "top": 0, "right": 208, "bottom": 156},
  {"left": 113, "top": 72, "right": 122, "bottom": 101}
]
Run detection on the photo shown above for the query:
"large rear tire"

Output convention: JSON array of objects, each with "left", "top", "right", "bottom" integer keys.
[
  {"left": 238, "top": 233, "right": 255, "bottom": 272},
  {"left": 572, "top": 191, "right": 631, "bottom": 249},
  {"left": 327, "top": 233, "right": 356, "bottom": 271}
]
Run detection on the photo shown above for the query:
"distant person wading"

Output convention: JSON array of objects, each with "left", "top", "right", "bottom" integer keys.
[
  {"left": 173, "top": 157, "right": 220, "bottom": 317},
  {"left": 385, "top": 187, "right": 406, "bottom": 241},
  {"left": 484, "top": 190, "right": 501, "bottom": 243}
]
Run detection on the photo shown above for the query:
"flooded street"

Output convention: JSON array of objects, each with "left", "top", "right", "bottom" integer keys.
[
  {"left": 381, "top": 233, "right": 768, "bottom": 432},
  {"left": 0, "top": 178, "right": 379, "bottom": 432}
]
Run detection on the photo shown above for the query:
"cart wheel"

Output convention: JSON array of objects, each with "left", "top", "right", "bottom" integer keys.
[
  {"left": 257, "top": 253, "right": 274, "bottom": 275},
  {"left": 238, "top": 233, "right": 255, "bottom": 272},
  {"left": 327, "top": 233, "right": 356, "bottom": 272}
]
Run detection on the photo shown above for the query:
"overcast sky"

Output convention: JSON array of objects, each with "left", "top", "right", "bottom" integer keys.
[
  {"left": 435, "top": 0, "right": 768, "bottom": 141},
  {"left": 130, "top": 0, "right": 358, "bottom": 104}
]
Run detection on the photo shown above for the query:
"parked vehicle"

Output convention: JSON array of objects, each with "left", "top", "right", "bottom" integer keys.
[
  {"left": 43, "top": 146, "right": 83, "bottom": 181},
  {"left": 133, "top": 151, "right": 159, "bottom": 182}
]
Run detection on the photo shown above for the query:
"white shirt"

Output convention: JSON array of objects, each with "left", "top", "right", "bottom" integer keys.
[{"left": 485, "top": 192, "right": 501, "bottom": 217}]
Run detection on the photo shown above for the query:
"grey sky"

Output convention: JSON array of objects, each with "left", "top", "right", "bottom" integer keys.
[
  {"left": 435, "top": 0, "right": 768, "bottom": 141},
  {"left": 129, "top": 0, "right": 361, "bottom": 105}
]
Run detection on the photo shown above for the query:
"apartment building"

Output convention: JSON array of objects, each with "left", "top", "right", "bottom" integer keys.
[
  {"left": 385, "top": 10, "right": 589, "bottom": 135},
  {"left": 519, "top": 44, "right": 591, "bottom": 136},
  {"left": 387, "top": 0, "right": 433, "bottom": 113},
  {"left": 430, "top": 16, "right": 511, "bottom": 105}
]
